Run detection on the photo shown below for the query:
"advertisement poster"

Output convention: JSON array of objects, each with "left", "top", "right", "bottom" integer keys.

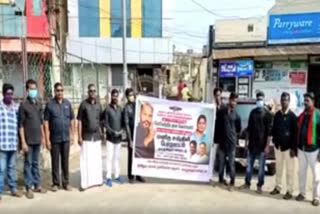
[
  {"left": 132, "top": 96, "right": 215, "bottom": 182},
  {"left": 290, "top": 72, "right": 307, "bottom": 85}
]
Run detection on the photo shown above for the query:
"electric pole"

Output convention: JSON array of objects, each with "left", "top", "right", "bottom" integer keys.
[
  {"left": 47, "top": 0, "right": 61, "bottom": 93},
  {"left": 122, "top": 0, "right": 128, "bottom": 90}
]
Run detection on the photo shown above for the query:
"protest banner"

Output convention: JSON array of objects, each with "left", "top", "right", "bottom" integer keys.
[{"left": 132, "top": 96, "right": 215, "bottom": 182}]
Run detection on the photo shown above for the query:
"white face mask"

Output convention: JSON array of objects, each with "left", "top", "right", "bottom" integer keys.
[{"left": 256, "top": 100, "right": 264, "bottom": 108}]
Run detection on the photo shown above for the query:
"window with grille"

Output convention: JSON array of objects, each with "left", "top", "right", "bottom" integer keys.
[
  {"left": 111, "top": 66, "right": 124, "bottom": 86},
  {"left": 248, "top": 24, "right": 254, "bottom": 32}
]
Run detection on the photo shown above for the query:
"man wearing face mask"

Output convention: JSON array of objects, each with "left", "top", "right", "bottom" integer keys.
[
  {"left": 104, "top": 89, "right": 124, "bottom": 187},
  {"left": 124, "top": 88, "right": 145, "bottom": 184},
  {"left": 239, "top": 91, "right": 273, "bottom": 194},
  {"left": 0, "top": 84, "right": 23, "bottom": 201},
  {"left": 19, "top": 79, "right": 47, "bottom": 199}
]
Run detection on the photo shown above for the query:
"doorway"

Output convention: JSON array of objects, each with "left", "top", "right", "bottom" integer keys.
[{"left": 308, "top": 64, "right": 320, "bottom": 108}]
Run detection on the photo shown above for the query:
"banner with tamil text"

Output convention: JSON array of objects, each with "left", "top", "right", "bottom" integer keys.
[{"left": 132, "top": 96, "right": 215, "bottom": 182}]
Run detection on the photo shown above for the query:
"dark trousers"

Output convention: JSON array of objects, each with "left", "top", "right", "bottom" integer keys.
[
  {"left": 24, "top": 144, "right": 41, "bottom": 190},
  {"left": 245, "top": 151, "right": 266, "bottom": 188},
  {"left": 50, "top": 142, "right": 70, "bottom": 187},
  {"left": 218, "top": 147, "right": 236, "bottom": 186},
  {"left": 128, "top": 145, "right": 134, "bottom": 180}
]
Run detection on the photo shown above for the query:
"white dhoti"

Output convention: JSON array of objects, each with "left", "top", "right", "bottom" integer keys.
[{"left": 80, "top": 140, "right": 103, "bottom": 189}]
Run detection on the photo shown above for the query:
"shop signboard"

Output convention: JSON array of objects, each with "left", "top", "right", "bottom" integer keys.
[
  {"left": 268, "top": 12, "right": 320, "bottom": 44},
  {"left": 219, "top": 60, "right": 254, "bottom": 78}
]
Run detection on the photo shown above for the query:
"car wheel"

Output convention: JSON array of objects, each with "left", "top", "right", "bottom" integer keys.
[{"left": 266, "top": 163, "right": 276, "bottom": 176}]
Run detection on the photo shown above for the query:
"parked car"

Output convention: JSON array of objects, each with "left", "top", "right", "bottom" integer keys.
[{"left": 235, "top": 98, "right": 276, "bottom": 176}]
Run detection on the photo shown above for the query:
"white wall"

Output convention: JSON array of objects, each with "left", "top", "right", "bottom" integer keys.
[
  {"left": 215, "top": 17, "right": 267, "bottom": 43},
  {"left": 269, "top": 0, "right": 320, "bottom": 15}
]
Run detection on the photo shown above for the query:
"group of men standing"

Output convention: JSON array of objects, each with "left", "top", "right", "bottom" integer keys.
[
  {"left": 0, "top": 80, "right": 145, "bottom": 202},
  {"left": 212, "top": 88, "right": 320, "bottom": 206},
  {"left": 1, "top": 78, "right": 320, "bottom": 207}
]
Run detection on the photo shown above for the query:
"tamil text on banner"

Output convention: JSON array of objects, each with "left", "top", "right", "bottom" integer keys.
[{"left": 132, "top": 96, "right": 215, "bottom": 182}]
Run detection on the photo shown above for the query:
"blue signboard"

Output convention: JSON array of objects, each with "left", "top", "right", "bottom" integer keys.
[
  {"left": 268, "top": 12, "right": 320, "bottom": 44},
  {"left": 219, "top": 62, "right": 237, "bottom": 77},
  {"left": 236, "top": 60, "right": 254, "bottom": 77}
]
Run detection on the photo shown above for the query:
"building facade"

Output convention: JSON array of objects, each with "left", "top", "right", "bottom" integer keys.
[
  {"left": 0, "top": 0, "right": 51, "bottom": 98},
  {"left": 208, "top": 0, "right": 320, "bottom": 112},
  {"left": 66, "top": 0, "right": 173, "bottom": 100}
]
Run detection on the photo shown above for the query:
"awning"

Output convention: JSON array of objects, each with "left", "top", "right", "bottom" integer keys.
[
  {"left": 1, "top": 39, "right": 51, "bottom": 53},
  {"left": 212, "top": 44, "right": 320, "bottom": 60}
]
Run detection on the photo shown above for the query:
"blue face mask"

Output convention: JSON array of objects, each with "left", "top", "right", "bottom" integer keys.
[
  {"left": 28, "top": 89, "right": 38, "bottom": 99},
  {"left": 256, "top": 100, "right": 264, "bottom": 108}
]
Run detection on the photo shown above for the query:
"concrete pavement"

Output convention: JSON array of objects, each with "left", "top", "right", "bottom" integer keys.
[{"left": 0, "top": 146, "right": 319, "bottom": 214}]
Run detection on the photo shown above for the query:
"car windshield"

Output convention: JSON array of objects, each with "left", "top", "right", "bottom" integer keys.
[{"left": 236, "top": 103, "right": 256, "bottom": 131}]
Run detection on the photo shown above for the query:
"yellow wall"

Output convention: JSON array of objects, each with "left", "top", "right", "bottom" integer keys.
[
  {"left": 100, "top": 0, "right": 110, "bottom": 37},
  {"left": 131, "top": 0, "right": 142, "bottom": 38}
]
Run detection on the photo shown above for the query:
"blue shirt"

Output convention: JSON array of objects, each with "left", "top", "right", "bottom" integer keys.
[
  {"left": 0, "top": 101, "right": 19, "bottom": 151},
  {"left": 44, "top": 98, "right": 74, "bottom": 143}
]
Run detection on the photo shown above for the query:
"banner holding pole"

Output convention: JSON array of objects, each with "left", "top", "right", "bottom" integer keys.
[{"left": 132, "top": 96, "right": 216, "bottom": 182}]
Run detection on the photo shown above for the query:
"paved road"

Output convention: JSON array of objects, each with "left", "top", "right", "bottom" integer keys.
[{"left": 0, "top": 146, "right": 319, "bottom": 214}]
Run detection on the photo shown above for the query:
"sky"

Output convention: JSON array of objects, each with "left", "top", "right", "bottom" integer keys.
[{"left": 172, "top": 0, "right": 275, "bottom": 52}]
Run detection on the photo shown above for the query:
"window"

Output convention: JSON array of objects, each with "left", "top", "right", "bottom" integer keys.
[
  {"left": 111, "top": 66, "right": 124, "bottom": 86},
  {"left": 248, "top": 24, "right": 254, "bottom": 32},
  {"left": 111, "top": 0, "right": 131, "bottom": 37},
  {"left": 142, "top": 0, "right": 162, "bottom": 37},
  {"left": 79, "top": 0, "right": 100, "bottom": 37}
]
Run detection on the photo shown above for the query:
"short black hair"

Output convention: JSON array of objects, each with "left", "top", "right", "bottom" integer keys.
[
  {"left": 281, "top": 92, "right": 290, "bottom": 100},
  {"left": 2, "top": 83, "right": 14, "bottom": 95},
  {"left": 229, "top": 92, "right": 238, "bottom": 100},
  {"left": 125, "top": 88, "right": 134, "bottom": 97},
  {"left": 304, "top": 92, "right": 315, "bottom": 101},
  {"left": 111, "top": 89, "right": 119, "bottom": 96},
  {"left": 256, "top": 91, "right": 265, "bottom": 99},
  {"left": 54, "top": 82, "right": 63, "bottom": 90},
  {"left": 26, "top": 79, "right": 37, "bottom": 90},
  {"left": 88, "top": 84, "right": 95, "bottom": 90},
  {"left": 213, "top": 88, "right": 222, "bottom": 96},
  {"left": 190, "top": 141, "right": 197, "bottom": 147},
  {"left": 197, "top": 115, "right": 207, "bottom": 123}
]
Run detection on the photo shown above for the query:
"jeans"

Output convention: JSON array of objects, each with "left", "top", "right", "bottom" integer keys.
[
  {"left": 0, "top": 151, "right": 17, "bottom": 195},
  {"left": 24, "top": 144, "right": 41, "bottom": 190},
  {"left": 245, "top": 151, "right": 266, "bottom": 187},
  {"left": 51, "top": 142, "right": 70, "bottom": 187},
  {"left": 218, "top": 148, "right": 236, "bottom": 185}
]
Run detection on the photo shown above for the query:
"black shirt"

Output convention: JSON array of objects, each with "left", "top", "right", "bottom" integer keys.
[
  {"left": 19, "top": 99, "right": 43, "bottom": 145},
  {"left": 124, "top": 102, "right": 135, "bottom": 140},
  {"left": 77, "top": 99, "right": 102, "bottom": 141},
  {"left": 214, "top": 103, "right": 226, "bottom": 144},
  {"left": 272, "top": 110, "right": 297, "bottom": 151},
  {"left": 104, "top": 104, "right": 123, "bottom": 144},
  {"left": 44, "top": 98, "right": 74, "bottom": 143},
  {"left": 135, "top": 123, "right": 155, "bottom": 159},
  {"left": 247, "top": 107, "right": 273, "bottom": 153},
  {"left": 215, "top": 106, "right": 241, "bottom": 152}
]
